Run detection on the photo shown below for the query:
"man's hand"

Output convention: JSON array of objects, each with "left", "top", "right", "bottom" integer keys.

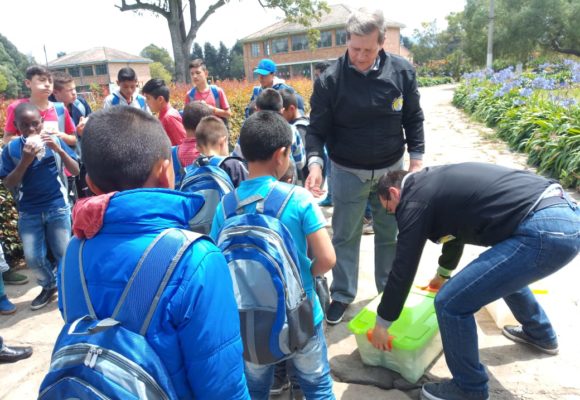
[
  {"left": 305, "top": 164, "right": 325, "bottom": 198},
  {"left": 409, "top": 159, "right": 423, "bottom": 172},
  {"left": 424, "top": 273, "right": 447, "bottom": 292},
  {"left": 369, "top": 325, "right": 394, "bottom": 352}
]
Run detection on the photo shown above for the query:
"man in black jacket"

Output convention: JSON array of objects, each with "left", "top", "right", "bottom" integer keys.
[
  {"left": 371, "top": 163, "right": 579, "bottom": 400},
  {"left": 305, "top": 8, "right": 425, "bottom": 325}
]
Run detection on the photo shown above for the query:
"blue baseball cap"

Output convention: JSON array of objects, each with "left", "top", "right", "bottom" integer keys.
[{"left": 254, "top": 59, "right": 276, "bottom": 75}]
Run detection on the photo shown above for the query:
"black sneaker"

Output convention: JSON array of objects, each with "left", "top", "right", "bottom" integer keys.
[
  {"left": 30, "top": 287, "right": 57, "bottom": 311},
  {"left": 325, "top": 300, "right": 348, "bottom": 325},
  {"left": 421, "top": 380, "right": 489, "bottom": 400},
  {"left": 502, "top": 325, "right": 559, "bottom": 355}
]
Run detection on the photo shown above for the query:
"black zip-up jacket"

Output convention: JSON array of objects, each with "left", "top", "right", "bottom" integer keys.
[
  {"left": 377, "top": 163, "right": 554, "bottom": 322},
  {"left": 306, "top": 50, "right": 425, "bottom": 170}
]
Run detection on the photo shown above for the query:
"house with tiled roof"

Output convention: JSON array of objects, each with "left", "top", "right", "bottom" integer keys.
[
  {"left": 48, "top": 47, "right": 152, "bottom": 93},
  {"left": 241, "top": 4, "right": 408, "bottom": 81}
]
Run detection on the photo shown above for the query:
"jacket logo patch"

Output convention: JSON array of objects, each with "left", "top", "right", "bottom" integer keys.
[
  {"left": 438, "top": 235, "right": 456, "bottom": 244},
  {"left": 392, "top": 96, "right": 404, "bottom": 112}
]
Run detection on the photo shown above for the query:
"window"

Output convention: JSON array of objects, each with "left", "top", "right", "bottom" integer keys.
[
  {"left": 277, "top": 65, "right": 290, "bottom": 80},
  {"left": 82, "top": 66, "right": 94, "bottom": 76},
  {"left": 336, "top": 29, "right": 347, "bottom": 46},
  {"left": 263, "top": 41, "right": 271, "bottom": 56},
  {"left": 95, "top": 64, "right": 108, "bottom": 75},
  {"left": 317, "top": 31, "right": 332, "bottom": 48},
  {"left": 272, "top": 38, "right": 289, "bottom": 54},
  {"left": 68, "top": 67, "right": 80, "bottom": 77},
  {"left": 76, "top": 85, "right": 91, "bottom": 93},
  {"left": 251, "top": 43, "right": 260, "bottom": 57},
  {"left": 291, "top": 63, "right": 312, "bottom": 79},
  {"left": 291, "top": 34, "right": 309, "bottom": 51}
]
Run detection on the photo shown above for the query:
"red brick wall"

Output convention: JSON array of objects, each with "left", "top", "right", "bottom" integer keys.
[{"left": 243, "top": 27, "right": 403, "bottom": 81}]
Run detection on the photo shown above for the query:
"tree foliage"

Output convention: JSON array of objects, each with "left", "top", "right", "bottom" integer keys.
[
  {"left": 411, "top": 0, "right": 579, "bottom": 71},
  {"left": 116, "top": 0, "right": 328, "bottom": 82},
  {"left": 141, "top": 44, "right": 175, "bottom": 77},
  {"left": 0, "top": 34, "right": 34, "bottom": 98},
  {"left": 149, "top": 61, "right": 173, "bottom": 82}
]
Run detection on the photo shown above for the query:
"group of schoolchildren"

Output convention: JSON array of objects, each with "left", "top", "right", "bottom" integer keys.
[{"left": 0, "top": 60, "right": 338, "bottom": 399}]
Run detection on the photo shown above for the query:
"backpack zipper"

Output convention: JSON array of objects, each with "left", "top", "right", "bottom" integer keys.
[
  {"left": 181, "top": 171, "right": 233, "bottom": 192},
  {"left": 51, "top": 344, "right": 170, "bottom": 400}
]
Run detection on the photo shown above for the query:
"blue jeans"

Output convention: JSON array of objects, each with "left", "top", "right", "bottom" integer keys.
[
  {"left": 330, "top": 158, "right": 403, "bottom": 303},
  {"left": 244, "top": 323, "right": 334, "bottom": 399},
  {"left": 18, "top": 206, "right": 71, "bottom": 289},
  {"left": 435, "top": 203, "right": 580, "bottom": 395}
]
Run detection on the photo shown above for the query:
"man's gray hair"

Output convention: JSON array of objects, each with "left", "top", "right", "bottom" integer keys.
[{"left": 346, "top": 8, "right": 386, "bottom": 45}]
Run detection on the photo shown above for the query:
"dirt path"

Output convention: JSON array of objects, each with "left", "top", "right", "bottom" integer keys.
[{"left": 1, "top": 84, "right": 578, "bottom": 400}]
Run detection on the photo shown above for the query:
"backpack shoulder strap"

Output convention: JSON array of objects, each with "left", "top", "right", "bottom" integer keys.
[
  {"left": 51, "top": 101, "right": 66, "bottom": 133},
  {"left": 111, "top": 228, "right": 203, "bottom": 335},
  {"left": 208, "top": 155, "right": 225, "bottom": 167},
  {"left": 74, "top": 98, "right": 87, "bottom": 116},
  {"left": 210, "top": 85, "right": 221, "bottom": 109},
  {"left": 263, "top": 182, "right": 295, "bottom": 219},
  {"left": 62, "top": 238, "right": 97, "bottom": 322},
  {"left": 136, "top": 95, "right": 146, "bottom": 110},
  {"left": 188, "top": 87, "right": 197, "bottom": 102},
  {"left": 111, "top": 93, "right": 120, "bottom": 106}
]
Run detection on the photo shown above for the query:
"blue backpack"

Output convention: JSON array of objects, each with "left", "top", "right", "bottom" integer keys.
[
  {"left": 215, "top": 182, "right": 315, "bottom": 365},
  {"left": 171, "top": 146, "right": 185, "bottom": 188},
  {"left": 179, "top": 155, "right": 234, "bottom": 234},
  {"left": 38, "top": 228, "right": 203, "bottom": 400},
  {"left": 111, "top": 93, "right": 147, "bottom": 110}
]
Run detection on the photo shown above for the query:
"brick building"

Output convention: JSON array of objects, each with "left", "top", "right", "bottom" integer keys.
[
  {"left": 47, "top": 47, "right": 152, "bottom": 94},
  {"left": 241, "top": 4, "right": 408, "bottom": 81}
]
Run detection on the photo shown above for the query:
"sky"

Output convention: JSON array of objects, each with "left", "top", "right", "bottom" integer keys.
[{"left": 0, "top": 0, "right": 465, "bottom": 63}]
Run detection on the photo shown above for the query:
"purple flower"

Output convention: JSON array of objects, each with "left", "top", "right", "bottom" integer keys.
[{"left": 519, "top": 88, "right": 533, "bottom": 97}]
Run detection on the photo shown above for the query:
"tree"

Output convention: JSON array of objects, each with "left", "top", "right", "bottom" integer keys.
[
  {"left": 229, "top": 40, "right": 245, "bottom": 80},
  {"left": 141, "top": 44, "right": 175, "bottom": 76},
  {"left": 191, "top": 43, "right": 204, "bottom": 61},
  {"left": 116, "top": 0, "right": 328, "bottom": 82},
  {"left": 215, "top": 42, "right": 230, "bottom": 80},
  {"left": 0, "top": 34, "right": 33, "bottom": 98},
  {"left": 203, "top": 42, "right": 219, "bottom": 78},
  {"left": 149, "top": 61, "right": 173, "bottom": 82}
]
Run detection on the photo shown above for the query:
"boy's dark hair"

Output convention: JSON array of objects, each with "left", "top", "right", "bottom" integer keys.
[
  {"left": 240, "top": 111, "right": 292, "bottom": 162},
  {"left": 279, "top": 89, "right": 298, "bottom": 109},
  {"left": 14, "top": 102, "right": 41, "bottom": 124},
  {"left": 182, "top": 101, "right": 213, "bottom": 130},
  {"left": 81, "top": 106, "right": 171, "bottom": 193},
  {"left": 195, "top": 116, "right": 227, "bottom": 148},
  {"left": 247, "top": 100, "right": 257, "bottom": 117},
  {"left": 25, "top": 65, "right": 51, "bottom": 81},
  {"left": 117, "top": 67, "right": 137, "bottom": 82},
  {"left": 377, "top": 170, "right": 409, "bottom": 199},
  {"left": 142, "top": 79, "right": 170, "bottom": 102},
  {"left": 256, "top": 88, "right": 282, "bottom": 112},
  {"left": 314, "top": 61, "right": 330, "bottom": 74},
  {"left": 189, "top": 59, "right": 208, "bottom": 72},
  {"left": 52, "top": 71, "right": 74, "bottom": 91}
]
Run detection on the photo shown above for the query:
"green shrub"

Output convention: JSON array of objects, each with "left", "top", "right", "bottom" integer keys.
[{"left": 454, "top": 61, "right": 580, "bottom": 190}]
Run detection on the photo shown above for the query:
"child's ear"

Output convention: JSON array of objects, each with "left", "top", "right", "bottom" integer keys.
[
  {"left": 24, "top": 79, "right": 32, "bottom": 89},
  {"left": 85, "top": 174, "right": 105, "bottom": 195},
  {"left": 144, "top": 158, "right": 174, "bottom": 189}
]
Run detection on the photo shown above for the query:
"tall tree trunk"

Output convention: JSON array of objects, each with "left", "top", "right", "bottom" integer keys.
[{"left": 167, "top": 20, "right": 191, "bottom": 83}]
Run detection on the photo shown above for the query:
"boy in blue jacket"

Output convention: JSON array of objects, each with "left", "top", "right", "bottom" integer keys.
[{"left": 60, "top": 106, "right": 249, "bottom": 399}]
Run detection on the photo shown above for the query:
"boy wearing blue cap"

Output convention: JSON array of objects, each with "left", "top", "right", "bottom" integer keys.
[{"left": 245, "top": 59, "right": 304, "bottom": 118}]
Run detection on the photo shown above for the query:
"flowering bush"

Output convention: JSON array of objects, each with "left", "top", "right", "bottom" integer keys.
[{"left": 453, "top": 60, "right": 580, "bottom": 189}]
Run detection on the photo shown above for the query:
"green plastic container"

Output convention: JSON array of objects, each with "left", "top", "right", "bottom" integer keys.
[{"left": 348, "top": 288, "right": 443, "bottom": 383}]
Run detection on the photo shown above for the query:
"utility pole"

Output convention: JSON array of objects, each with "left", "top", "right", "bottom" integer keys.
[
  {"left": 486, "top": 0, "right": 495, "bottom": 70},
  {"left": 43, "top": 45, "right": 49, "bottom": 67}
]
